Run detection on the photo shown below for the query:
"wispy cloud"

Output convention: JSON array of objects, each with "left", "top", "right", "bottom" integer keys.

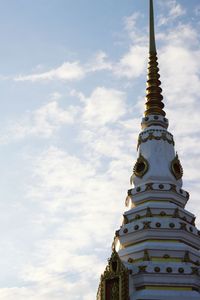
[
  {"left": 158, "top": 0, "right": 186, "bottom": 26},
  {"left": 13, "top": 49, "right": 144, "bottom": 83},
  {"left": 124, "top": 12, "right": 141, "bottom": 32},
  {"left": 86, "top": 51, "right": 113, "bottom": 72},
  {"left": 15, "top": 62, "right": 85, "bottom": 82},
  {"left": 0, "top": 100, "right": 78, "bottom": 142},
  {"left": 13, "top": 51, "right": 112, "bottom": 83},
  {"left": 123, "top": 12, "right": 147, "bottom": 45}
]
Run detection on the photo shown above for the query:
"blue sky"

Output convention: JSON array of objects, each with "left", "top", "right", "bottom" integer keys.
[{"left": 0, "top": 0, "right": 200, "bottom": 299}]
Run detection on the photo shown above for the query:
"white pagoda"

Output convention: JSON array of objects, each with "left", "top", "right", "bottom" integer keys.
[{"left": 97, "top": 1, "right": 200, "bottom": 299}]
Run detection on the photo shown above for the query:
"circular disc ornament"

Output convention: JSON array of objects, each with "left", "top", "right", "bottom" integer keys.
[{"left": 133, "top": 154, "right": 149, "bottom": 178}]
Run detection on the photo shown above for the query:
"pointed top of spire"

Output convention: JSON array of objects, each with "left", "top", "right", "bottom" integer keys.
[{"left": 149, "top": 0, "right": 156, "bottom": 54}]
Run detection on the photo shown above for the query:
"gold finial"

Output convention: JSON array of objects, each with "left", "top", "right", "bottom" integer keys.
[
  {"left": 145, "top": 0, "right": 166, "bottom": 117},
  {"left": 149, "top": 0, "right": 156, "bottom": 53}
]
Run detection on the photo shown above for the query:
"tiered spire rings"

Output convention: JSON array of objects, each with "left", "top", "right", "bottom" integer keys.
[{"left": 145, "top": 0, "right": 166, "bottom": 117}]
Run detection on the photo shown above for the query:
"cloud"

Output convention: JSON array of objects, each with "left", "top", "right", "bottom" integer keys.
[
  {"left": 12, "top": 28, "right": 147, "bottom": 84},
  {"left": 13, "top": 52, "right": 112, "bottom": 84},
  {"left": 124, "top": 12, "right": 141, "bottom": 32},
  {"left": 13, "top": 50, "right": 147, "bottom": 83},
  {"left": 15, "top": 62, "right": 85, "bottom": 82},
  {"left": 123, "top": 12, "right": 147, "bottom": 45},
  {"left": 13, "top": 53, "right": 113, "bottom": 83},
  {"left": 0, "top": 78, "right": 136, "bottom": 296},
  {"left": 50, "top": 92, "right": 62, "bottom": 100},
  {"left": 158, "top": 24, "right": 200, "bottom": 137},
  {"left": 168, "top": 0, "right": 186, "bottom": 18},
  {"left": 158, "top": 0, "right": 186, "bottom": 26},
  {"left": 0, "top": 100, "right": 77, "bottom": 142},
  {"left": 158, "top": 23, "right": 199, "bottom": 48},
  {"left": 86, "top": 51, "right": 113, "bottom": 72},
  {"left": 15, "top": 145, "right": 132, "bottom": 299},
  {"left": 0, "top": 86, "right": 128, "bottom": 143},
  {"left": 114, "top": 45, "right": 147, "bottom": 79},
  {"left": 81, "top": 87, "right": 127, "bottom": 126},
  {"left": 160, "top": 45, "right": 200, "bottom": 104}
]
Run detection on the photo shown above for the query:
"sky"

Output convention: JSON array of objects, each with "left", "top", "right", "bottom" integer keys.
[{"left": 0, "top": 0, "right": 200, "bottom": 299}]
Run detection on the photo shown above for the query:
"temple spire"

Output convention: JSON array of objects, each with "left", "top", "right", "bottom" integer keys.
[
  {"left": 145, "top": 0, "right": 166, "bottom": 117},
  {"left": 98, "top": 2, "right": 200, "bottom": 299}
]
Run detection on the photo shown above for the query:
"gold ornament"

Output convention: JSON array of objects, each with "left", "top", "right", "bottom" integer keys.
[
  {"left": 171, "top": 154, "right": 183, "bottom": 180},
  {"left": 96, "top": 250, "right": 129, "bottom": 300},
  {"left": 145, "top": 0, "right": 166, "bottom": 117},
  {"left": 130, "top": 154, "right": 149, "bottom": 183}
]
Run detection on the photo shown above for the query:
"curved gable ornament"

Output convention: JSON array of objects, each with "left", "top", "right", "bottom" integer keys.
[
  {"left": 130, "top": 154, "right": 149, "bottom": 185},
  {"left": 170, "top": 154, "right": 183, "bottom": 180},
  {"left": 96, "top": 250, "right": 129, "bottom": 300}
]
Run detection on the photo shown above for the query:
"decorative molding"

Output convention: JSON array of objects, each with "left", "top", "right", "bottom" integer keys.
[
  {"left": 143, "top": 221, "right": 152, "bottom": 229},
  {"left": 126, "top": 210, "right": 194, "bottom": 225},
  {"left": 180, "top": 222, "right": 187, "bottom": 231},
  {"left": 137, "top": 129, "right": 174, "bottom": 150},
  {"left": 138, "top": 265, "right": 147, "bottom": 273},
  {"left": 97, "top": 250, "right": 129, "bottom": 300},
  {"left": 191, "top": 267, "right": 199, "bottom": 275},
  {"left": 141, "top": 115, "right": 169, "bottom": 130},
  {"left": 128, "top": 182, "right": 189, "bottom": 200},
  {"left": 146, "top": 182, "right": 154, "bottom": 191}
]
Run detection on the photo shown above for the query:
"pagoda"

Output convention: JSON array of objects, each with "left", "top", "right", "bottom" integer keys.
[{"left": 97, "top": 1, "right": 200, "bottom": 299}]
